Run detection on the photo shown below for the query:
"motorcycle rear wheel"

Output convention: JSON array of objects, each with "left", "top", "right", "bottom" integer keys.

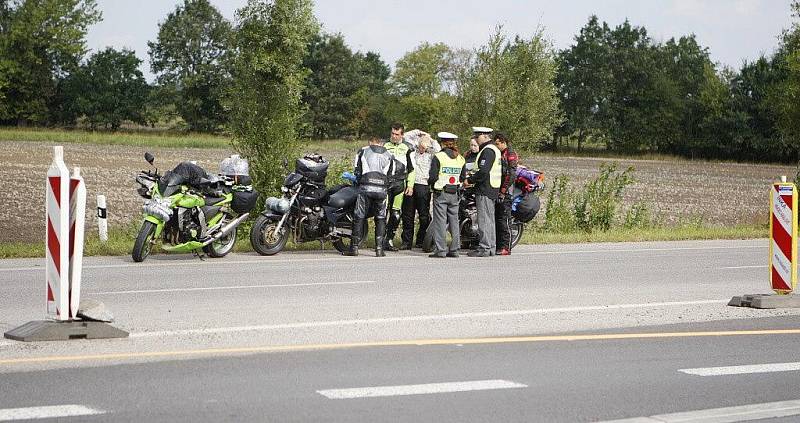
[
  {"left": 332, "top": 219, "right": 368, "bottom": 253},
  {"left": 132, "top": 221, "right": 156, "bottom": 262},
  {"left": 510, "top": 221, "right": 524, "bottom": 249},
  {"left": 203, "top": 215, "right": 237, "bottom": 258},
  {"left": 250, "top": 215, "right": 289, "bottom": 256}
]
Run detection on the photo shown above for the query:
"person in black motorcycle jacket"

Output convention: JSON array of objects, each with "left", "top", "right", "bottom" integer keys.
[{"left": 344, "top": 137, "right": 395, "bottom": 257}]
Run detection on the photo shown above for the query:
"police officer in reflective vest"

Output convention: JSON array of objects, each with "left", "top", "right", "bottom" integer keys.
[
  {"left": 384, "top": 122, "right": 414, "bottom": 251},
  {"left": 428, "top": 132, "right": 465, "bottom": 258},
  {"left": 463, "top": 127, "right": 501, "bottom": 257},
  {"left": 344, "top": 137, "right": 394, "bottom": 257}
]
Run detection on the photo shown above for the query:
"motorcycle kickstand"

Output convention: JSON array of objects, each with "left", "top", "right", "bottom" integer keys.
[{"left": 193, "top": 249, "right": 206, "bottom": 261}]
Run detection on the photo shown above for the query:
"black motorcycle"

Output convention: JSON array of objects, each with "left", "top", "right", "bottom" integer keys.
[{"left": 249, "top": 155, "right": 368, "bottom": 255}]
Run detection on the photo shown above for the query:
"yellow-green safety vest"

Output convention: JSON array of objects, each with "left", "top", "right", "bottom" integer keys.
[
  {"left": 475, "top": 143, "right": 502, "bottom": 189},
  {"left": 433, "top": 152, "right": 466, "bottom": 191}
]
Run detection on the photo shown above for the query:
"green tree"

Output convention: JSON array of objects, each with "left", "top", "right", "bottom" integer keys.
[
  {"left": 555, "top": 15, "right": 611, "bottom": 151},
  {"left": 392, "top": 42, "right": 451, "bottom": 97},
  {"left": 348, "top": 51, "right": 391, "bottom": 137},
  {"left": 148, "top": 0, "right": 232, "bottom": 132},
  {"left": 456, "top": 28, "right": 562, "bottom": 151},
  {"left": 302, "top": 33, "right": 365, "bottom": 139},
  {"left": 59, "top": 48, "right": 149, "bottom": 130},
  {"left": 0, "top": 0, "right": 100, "bottom": 125},
  {"left": 773, "top": 0, "right": 800, "bottom": 157},
  {"left": 227, "top": 0, "right": 318, "bottom": 193}
]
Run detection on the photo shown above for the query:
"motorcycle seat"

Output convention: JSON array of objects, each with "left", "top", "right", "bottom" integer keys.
[
  {"left": 327, "top": 186, "right": 357, "bottom": 209},
  {"left": 204, "top": 196, "right": 225, "bottom": 206}
]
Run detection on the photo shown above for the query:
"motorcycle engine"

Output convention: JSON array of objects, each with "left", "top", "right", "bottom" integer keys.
[
  {"left": 300, "top": 207, "right": 324, "bottom": 240},
  {"left": 177, "top": 208, "right": 202, "bottom": 242}
]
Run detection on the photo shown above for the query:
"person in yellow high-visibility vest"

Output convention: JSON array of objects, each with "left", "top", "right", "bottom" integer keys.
[
  {"left": 383, "top": 123, "right": 414, "bottom": 251},
  {"left": 427, "top": 132, "right": 465, "bottom": 258},
  {"left": 463, "top": 126, "right": 501, "bottom": 257}
]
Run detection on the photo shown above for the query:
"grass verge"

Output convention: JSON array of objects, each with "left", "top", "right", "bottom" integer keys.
[
  {"left": 0, "top": 127, "right": 231, "bottom": 149},
  {"left": 0, "top": 224, "right": 767, "bottom": 259}
]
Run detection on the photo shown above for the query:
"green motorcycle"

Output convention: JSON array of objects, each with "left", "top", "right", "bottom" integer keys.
[{"left": 132, "top": 152, "right": 257, "bottom": 262}]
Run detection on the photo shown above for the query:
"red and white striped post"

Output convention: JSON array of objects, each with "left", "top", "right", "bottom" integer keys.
[
  {"left": 769, "top": 180, "right": 798, "bottom": 294},
  {"left": 46, "top": 146, "right": 70, "bottom": 321},
  {"left": 69, "top": 167, "right": 86, "bottom": 319}
]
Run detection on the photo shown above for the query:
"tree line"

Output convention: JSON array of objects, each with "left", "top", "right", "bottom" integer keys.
[{"left": 0, "top": 0, "right": 798, "bottom": 163}]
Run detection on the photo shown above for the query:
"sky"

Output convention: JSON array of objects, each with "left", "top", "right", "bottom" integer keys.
[{"left": 86, "top": 0, "right": 796, "bottom": 80}]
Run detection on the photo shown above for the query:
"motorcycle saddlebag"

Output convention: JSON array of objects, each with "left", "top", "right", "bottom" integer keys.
[
  {"left": 298, "top": 186, "right": 328, "bottom": 207},
  {"left": 512, "top": 194, "right": 540, "bottom": 223},
  {"left": 296, "top": 156, "right": 329, "bottom": 183},
  {"left": 232, "top": 190, "right": 259, "bottom": 214}
]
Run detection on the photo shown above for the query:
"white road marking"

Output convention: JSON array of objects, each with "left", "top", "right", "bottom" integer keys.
[
  {"left": 597, "top": 399, "right": 800, "bottom": 422},
  {"left": 720, "top": 265, "right": 766, "bottom": 269},
  {"left": 130, "top": 299, "right": 725, "bottom": 338},
  {"left": 679, "top": 362, "right": 800, "bottom": 376},
  {"left": 89, "top": 280, "right": 376, "bottom": 295},
  {"left": 0, "top": 405, "right": 105, "bottom": 421},
  {"left": 0, "top": 244, "right": 764, "bottom": 272},
  {"left": 317, "top": 379, "right": 527, "bottom": 399}
]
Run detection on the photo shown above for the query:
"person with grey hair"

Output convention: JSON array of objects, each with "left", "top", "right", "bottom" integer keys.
[{"left": 400, "top": 134, "right": 435, "bottom": 249}]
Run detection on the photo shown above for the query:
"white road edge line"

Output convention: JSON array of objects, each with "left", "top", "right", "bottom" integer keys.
[
  {"left": 720, "top": 265, "right": 766, "bottom": 269},
  {"left": 130, "top": 299, "right": 725, "bottom": 338},
  {"left": 0, "top": 405, "right": 105, "bottom": 422},
  {"left": 596, "top": 398, "right": 800, "bottom": 422},
  {"left": 317, "top": 379, "right": 527, "bottom": 399},
  {"left": 0, "top": 244, "right": 764, "bottom": 272},
  {"left": 89, "top": 280, "right": 376, "bottom": 295},
  {"left": 679, "top": 362, "right": 800, "bottom": 376}
]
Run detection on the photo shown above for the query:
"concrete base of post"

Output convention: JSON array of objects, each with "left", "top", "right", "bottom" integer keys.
[
  {"left": 728, "top": 294, "right": 800, "bottom": 309},
  {"left": 3, "top": 320, "right": 128, "bottom": 342}
]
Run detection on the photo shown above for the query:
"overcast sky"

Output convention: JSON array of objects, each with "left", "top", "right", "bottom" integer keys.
[{"left": 86, "top": 0, "right": 795, "bottom": 80}]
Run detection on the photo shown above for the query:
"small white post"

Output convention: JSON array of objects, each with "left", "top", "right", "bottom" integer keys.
[
  {"left": 781, "top": 175, "right": 788, "bottom": 183},
  {"left": 96, "top": 194, "right": 108, "bottom": 242}
]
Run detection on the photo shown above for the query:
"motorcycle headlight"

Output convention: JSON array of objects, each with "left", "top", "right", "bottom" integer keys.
[{"left": 266, "top": 197, "right": 291, "bottom": 214}]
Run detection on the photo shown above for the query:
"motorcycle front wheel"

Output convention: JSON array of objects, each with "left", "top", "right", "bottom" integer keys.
[
  {"left": 250, "top": 215, "right": 289, "bottom": 256},
  {"left": 203, "top": 215, "right": 237, "bottom": 258},
  {"left": 132, "top": 221, "right": 157, "bottom": 262}
]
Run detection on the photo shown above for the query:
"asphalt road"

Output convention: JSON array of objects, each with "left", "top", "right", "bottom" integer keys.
[{"left": 1, "top": 239, "right": 800, "bottom": 422}]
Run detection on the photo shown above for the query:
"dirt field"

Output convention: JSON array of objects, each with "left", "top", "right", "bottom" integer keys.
[{"left": 0, "top": 140, "right": 792, "bottom": 243}]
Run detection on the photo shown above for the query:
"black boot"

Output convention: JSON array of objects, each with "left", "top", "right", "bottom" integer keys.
[
  {"left": 384, "top": 210, "right": 400, "bottom": 251},
  {"left": 342, "top": 218, "right": 363, "bottom": 256},
  {"left": 374, "top": 218, "right": 387, "bottom": 257}
]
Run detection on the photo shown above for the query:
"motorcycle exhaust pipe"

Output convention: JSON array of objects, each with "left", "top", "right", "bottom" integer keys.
[{"left": 202, "top": 213, "right": 250, "bottom": 247}]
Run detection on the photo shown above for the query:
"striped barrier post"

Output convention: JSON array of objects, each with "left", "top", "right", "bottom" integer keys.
[
  {"left": 4, "top": 146, "right": 128, "bottom": 341},
  {"left": 46, "top": 146, "right": 70, "bottom": 321},
  {"left": 769, "top": 181, "right": 797, "bottom": 294},
  {"left": 96, "top": 194, "right": 108, "bottom": 242},
  {"left": 69, "top": 167, "right": 86, "bottom": 319}
]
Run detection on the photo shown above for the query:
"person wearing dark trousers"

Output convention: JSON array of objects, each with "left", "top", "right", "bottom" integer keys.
[
  {"left": 384, "top": 123, "right": 414, "bottom": 251},
  {"left": 401, "top": 135, "right": 435, "bottom": 249},
  {"left": 494, "top": 133, "right": 516, "bottom": 255},
  {"left": 343, "top": 137, "right": 394, "bottom": 257},
  {"left": 464, "top": 127, "right": 501, "bottom": 257},
  {"left": 428, "top": 133, "right": 465, "bottom": 258}
]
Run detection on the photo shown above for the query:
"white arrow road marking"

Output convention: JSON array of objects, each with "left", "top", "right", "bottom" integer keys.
[
  {"left": 89, "top": 280, "right": 377, "bottom": 295},
  {"left": 317, "top": 379, "right": 527, "bottom": 399},
  {"left": 0, "top": 405, "right": 105, "bottom": 421},
  {"left": 596, "top": 399, "right": 800, "bottom": 422},
  {"left": 130, "top": 299, "right": 726, "bottom": 338},
  {"left": 679, "top": 362, "right": 800, "bottom": 376}
]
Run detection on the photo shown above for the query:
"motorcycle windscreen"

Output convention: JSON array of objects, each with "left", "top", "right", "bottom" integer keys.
[{"left": 160, "top": 171, "right": 186, "bottom": 197}]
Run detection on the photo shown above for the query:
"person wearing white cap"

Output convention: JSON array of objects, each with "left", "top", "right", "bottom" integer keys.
[
  {"left": 463, "top": 126, "right": 501, "bottom": 257},
  {"left": 427, "top": 132, "right": 465, "bottom": 258}
]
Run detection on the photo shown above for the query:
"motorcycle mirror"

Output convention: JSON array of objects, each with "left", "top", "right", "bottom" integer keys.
[{"left": 144, "top": 152, "right": 155, "bottom": 166}]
